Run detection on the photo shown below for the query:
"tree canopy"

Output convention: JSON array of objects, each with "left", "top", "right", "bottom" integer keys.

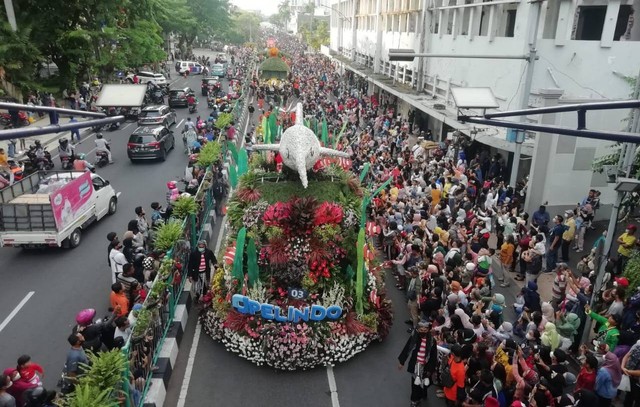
[{"left": 0, "top": 0, "right": 232, "bottom": 92}]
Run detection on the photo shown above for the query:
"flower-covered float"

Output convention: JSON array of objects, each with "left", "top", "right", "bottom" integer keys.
[{"left": 200, "top": 104, "right": 393, "bottom": 370}]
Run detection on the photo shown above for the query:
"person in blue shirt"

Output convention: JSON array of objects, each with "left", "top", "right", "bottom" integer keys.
[
  {"left": 532, "top": 205, "right": 551, "bottom": 233},
  {"left": 595, "top": 352, "right": 622, "bottom": 407},
  {"left": 547, "top": 215, "right": 565, "bottom": 271},
  {"left": 69, "top": 116, "right": 80, "bottom": 142}
]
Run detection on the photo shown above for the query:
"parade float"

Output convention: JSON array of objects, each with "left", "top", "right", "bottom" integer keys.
[{"left": 200, "top": 104, "right": 393, "bottom": 370}]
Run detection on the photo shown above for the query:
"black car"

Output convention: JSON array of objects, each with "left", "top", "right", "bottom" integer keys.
[
  {"left": 168, "top": 87, "right": 195, "bottom": 108},
  {"left": 127, "top": 126, "right": 175, "bottom": 162}
]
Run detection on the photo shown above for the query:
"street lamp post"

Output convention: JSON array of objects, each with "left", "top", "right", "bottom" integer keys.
[{"left": 4, "top": 0, "right": 17, "bottom": 31}]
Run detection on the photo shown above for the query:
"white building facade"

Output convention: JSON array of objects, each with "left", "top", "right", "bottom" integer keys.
[{"left": 328, "top": 0, "right": 640, "bottom": 217}]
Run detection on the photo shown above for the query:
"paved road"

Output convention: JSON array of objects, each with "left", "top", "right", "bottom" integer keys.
[{"left": 0, "top": 68, "right": 230, "bottom": 388}]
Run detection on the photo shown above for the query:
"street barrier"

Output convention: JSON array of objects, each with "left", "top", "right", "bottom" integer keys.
[{"left": 118, "top": 56, "right": 255, "bottom": 407}]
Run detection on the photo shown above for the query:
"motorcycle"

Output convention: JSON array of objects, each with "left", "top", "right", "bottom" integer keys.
[
  {"left": 26, "top": 145, "right": 54, "bottom": 171},
  {"left": 0, "top": 111, "right": 30, "bottom": 127},
  {"left": 108, "top": 121, "right": 121, "bottom": 131},
  {"left": 189, "top": 103, "right": 197, "bottom": 114},
  {"left": 152, "top": 89, "right": 165, "bottom": 104},
  {"left": 60, "top": 155, "right": 74, "bottom": 170},
  {"left": 95, "top": 150, "right": 110, "bottom": 168}
]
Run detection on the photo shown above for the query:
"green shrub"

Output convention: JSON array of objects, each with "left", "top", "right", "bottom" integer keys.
[
  {"left": 153, "top": 220, "right": 184, "bottom": 252},
  {"left": 132, "top": 307, "right": 152, "bottom": 338},
  {"left": 79, "top": 350, "right": 127, "bottom": 392},
  {"left": 64, "top": 384, "right": 118, "bottom": 407},
  {"left": 624, "top": 250, "right": 640, "bottom": 291},
  {"left": 172, "top": 195, "right": 198, "bottom": 219},
  {"left": 215, "top": 112, "right": 234, "bottom": 130},
  {"left": 197, "top": 141, "right": 222, "bottom": 167}
]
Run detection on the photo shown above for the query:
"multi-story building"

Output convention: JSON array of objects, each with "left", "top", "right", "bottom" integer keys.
[
  {"left": 326, "top": 0, "right": 640, "bottom": 218},
  {"left": 288, "top": 0, "right": 333, "bottom": 33}
]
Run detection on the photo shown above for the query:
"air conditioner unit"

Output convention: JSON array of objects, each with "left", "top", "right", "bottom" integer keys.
[{"left": 602, "top": 165, "right": 620, "bottom": 183}]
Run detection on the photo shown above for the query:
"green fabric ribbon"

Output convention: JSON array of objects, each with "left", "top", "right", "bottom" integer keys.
[
  {"left": 232, "top": 227, "right": 247, "bottom": 289},
  {"left": 246, "top": 237, "right": 258, "bottom": 287}
]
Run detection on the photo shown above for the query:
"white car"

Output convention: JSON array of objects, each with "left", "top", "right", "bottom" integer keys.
[{"left": 127, "top": 71, "right": 168, "bottom": 87}]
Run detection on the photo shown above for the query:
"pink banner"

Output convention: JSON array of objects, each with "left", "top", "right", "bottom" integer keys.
[{"left": 50, "top": 172, "right": 94, "bottom": 230}]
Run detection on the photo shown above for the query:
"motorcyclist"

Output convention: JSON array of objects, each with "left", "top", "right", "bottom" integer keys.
[
  {"left": 57, "top": 138, "right": 75, "bottom": 162},
  {"left": 94, "top": 133, "right": 113, "bottom": 164},
  {"left": 73, "top": 153, "right": 95, "bottom": 172},
  {"left": 184, "top": 117, "right": 196, "bottom": 132},
  {"left": 187, "top": 93, "right": 196, "bottom": 111},
  {"left": 73, "top": 308, "right": 104, "bottom": 353}
]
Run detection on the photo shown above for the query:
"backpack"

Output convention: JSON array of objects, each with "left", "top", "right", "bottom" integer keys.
[{"left": 440, "top": 357, "right": 455, "bottom": 388}]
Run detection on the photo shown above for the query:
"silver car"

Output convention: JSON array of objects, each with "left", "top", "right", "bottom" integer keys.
[{"left": 137, "top": 105, "right": 177, "bottom": 128}]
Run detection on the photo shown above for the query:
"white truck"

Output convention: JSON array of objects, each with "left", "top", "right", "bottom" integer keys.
[{"left": 0, "top": 171, "right": 120, "bottom": 248}]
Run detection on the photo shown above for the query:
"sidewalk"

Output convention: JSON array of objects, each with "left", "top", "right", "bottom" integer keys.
[{"left": 3, "top": 114, "right": 94, "bottom": 160}]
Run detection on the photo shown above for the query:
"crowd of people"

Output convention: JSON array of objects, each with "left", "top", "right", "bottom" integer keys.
[{"left": 254, "top": 33, "right": 640, "bottom": 407}]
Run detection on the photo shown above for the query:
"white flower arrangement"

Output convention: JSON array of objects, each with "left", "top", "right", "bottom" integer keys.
[{"left": 200, "top": 310, "right": 378, "bottom": 370}]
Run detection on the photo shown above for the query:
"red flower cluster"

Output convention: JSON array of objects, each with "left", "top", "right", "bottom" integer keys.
[
  {"left": 263, "top": 202, "right": 292, "bottom": 227},
  {"left": 309, "top": 258, "right": 331, "bottom": 283},
  {"left": 314, "top": 202, "right": 343, "bottom": 226}
]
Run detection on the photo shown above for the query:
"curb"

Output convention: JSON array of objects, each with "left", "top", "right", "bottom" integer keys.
[
  {"left": 142, "top": 62, "right": 252, "bottom": 407},
  {"left": 141, "top": 208, "right": 217, "bottom": 407},
  {"left": 143, "top": 282, "right": 193, "bottom": 407}
]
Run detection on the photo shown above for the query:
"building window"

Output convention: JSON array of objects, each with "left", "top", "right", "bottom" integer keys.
[
  {"left": 614, "top": 5, "right": 638, "bottom": 41},
  {"left": 505, "top": 9, "right": 516, "bottom": 37},
  {"left": 573, "top": 6, "right": 607, "bottom": 41},
  {"left": 408, "top": 12, "right": 417, "bottom": 32}
]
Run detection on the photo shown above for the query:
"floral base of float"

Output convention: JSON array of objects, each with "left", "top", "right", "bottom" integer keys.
[{"left": 199, "top": 159, "right": 393, "bottom": 370}]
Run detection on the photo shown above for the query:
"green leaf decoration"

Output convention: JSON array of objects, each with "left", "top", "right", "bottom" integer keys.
[
  {"left": 356, "top": 228, "right": 365, "bottom": 315},
  {"left": 247, "top": 237, "right": 258, "bottom": 287},
  {"left": 238, "top": 147, "right": 249, "bottom": 176},
  {"left": 233, "top": 227, "right": 247, "bottom": 288}
]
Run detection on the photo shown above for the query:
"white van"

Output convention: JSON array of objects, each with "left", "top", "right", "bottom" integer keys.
[{"left": 175, "top": 61, "right": 204, "bottom": 75}]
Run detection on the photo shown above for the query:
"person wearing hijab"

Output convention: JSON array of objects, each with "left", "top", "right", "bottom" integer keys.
[
  {"left": 523, "top": 281, "right": 542, "bottom": 313},
  {"left": 556, "top": 312, "right": 581, "bottom": 349},
  {"left": 541, "top": 322, "right": 561, "bottom": 351},
  {"left": 595, "top": 352, "right": 622, "bottom": 407},
  {"left": 541, "top": 302, "right": 555, "bottom": 323}
]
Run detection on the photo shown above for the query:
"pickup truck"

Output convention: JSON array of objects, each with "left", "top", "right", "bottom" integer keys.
[{"left": 0, "top": 171, "right": 120, "bottom": 248}]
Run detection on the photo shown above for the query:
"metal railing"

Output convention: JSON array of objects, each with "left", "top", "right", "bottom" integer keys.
[
  {"left": 118, "top": 56, "right": 255, "bottom": 407},
  {"left": 120, "top": 167, "right": 217, "bottom": 406}
]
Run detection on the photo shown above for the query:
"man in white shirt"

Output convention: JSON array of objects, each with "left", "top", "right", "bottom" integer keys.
[
  {"left": 94, "top": 133, "right": 113, "bottom": 163},
  {"left": 109, "top": 241, "right": 127, "bottom": 284}
]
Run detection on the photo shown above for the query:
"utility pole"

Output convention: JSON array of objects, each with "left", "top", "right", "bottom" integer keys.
[
  {"left": 4, "top": 0, "right": 17, "bottom": 31},
  {"left": 509, "top": 0, "right": 543, "bottom": 187}
]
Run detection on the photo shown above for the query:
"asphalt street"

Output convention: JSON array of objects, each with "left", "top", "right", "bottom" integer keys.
[{"left": 0, "top": 62, "right": 229, "bottom": 389}]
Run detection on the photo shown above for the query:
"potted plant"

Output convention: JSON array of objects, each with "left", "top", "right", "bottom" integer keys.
[
  {"left": 153, "top": 220, "right": 184, "bottom": 253},
  {"left": 172, "top": 195, "right": 198, "bottom": 219}
]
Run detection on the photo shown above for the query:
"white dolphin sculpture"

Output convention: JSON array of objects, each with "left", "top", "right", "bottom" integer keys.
[{"left": 253, "top": 103, "right": 350, "bottom": 188}]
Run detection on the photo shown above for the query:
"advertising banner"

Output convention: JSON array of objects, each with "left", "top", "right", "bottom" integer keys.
[{"left": 50, "top": 172, "right": 94, "bottom": 230}]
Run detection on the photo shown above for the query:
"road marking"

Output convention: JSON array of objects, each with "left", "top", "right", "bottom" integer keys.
[
  {"left": 326, "top": 366, "right": 341, "bottom": 407},
  {"left": 176, "top": 119, "right": 184, "bottom": 129},
  {"left": 176, "top": 322, "right": 201, "bottom": 407},
  {"left": 121, "top": 122, "right": 133, "bottom": 131},
  {"left": 0, "top": 291, "right": 35, "bottom": 333}
]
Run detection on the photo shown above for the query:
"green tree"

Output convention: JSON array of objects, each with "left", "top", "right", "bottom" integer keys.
[
  {"left": 0, "top": 23, "right": 43, "bottom": 89},
  {"left": 271, "top": 0, "right": 291, "bottom": 30},
  {"left": 300, "top": 20, "right": 330, "bottom": 50},
  {"left": 226, "top": 11, "right": 262, "bottom": 45}
]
